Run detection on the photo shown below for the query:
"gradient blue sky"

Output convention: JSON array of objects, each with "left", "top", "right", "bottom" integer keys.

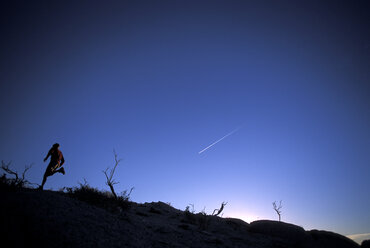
[{"left": 1, "top": 0, "right": 369, "bottom": 241}]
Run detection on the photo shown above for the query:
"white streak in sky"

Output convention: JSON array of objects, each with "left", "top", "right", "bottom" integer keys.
[{"left": 198, "top": 127, "right": 241, "bottom": 154}]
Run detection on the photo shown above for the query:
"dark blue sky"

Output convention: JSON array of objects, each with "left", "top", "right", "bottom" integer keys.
[{"left": 1, "top": 0, "right": 369, "bottom": 240}]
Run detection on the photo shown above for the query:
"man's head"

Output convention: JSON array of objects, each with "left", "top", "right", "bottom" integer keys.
[{"left": 52, "top": 143, "right": 60, "bottom": 149}]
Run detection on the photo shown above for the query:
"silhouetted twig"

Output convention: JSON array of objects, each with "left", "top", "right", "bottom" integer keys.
[
  {"left": 103, "top": 150, "right": 121, "bottom": 199},
  {"left": 1, "top": 160, "right": 35, "bottom": 187},
  {"left": 212, "top": 202, "right": 227, "bottom": 216},
  {"left": 121, "top": 187, "right": 134, "bottom": 201},
  {"left": 273, "top": 200, "right": 282, "bottom": 221}
]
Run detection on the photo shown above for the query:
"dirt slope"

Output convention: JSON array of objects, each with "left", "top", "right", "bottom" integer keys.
[{"left": 0, "top": 189, "right": 360, "bottom": 248}]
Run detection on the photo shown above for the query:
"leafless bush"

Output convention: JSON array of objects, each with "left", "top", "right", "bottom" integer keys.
[
  {"left": 212, "top": 201, "right": 227, "bottom": 217},
  {"left": 102, "top": 150, "right": 134, "bottom": 202},
  {"left": 183, "top": 201, "right": 227, "bottom": 230},
  {"left": 66, "top": 179, "right": 131, "bottom": 212},
  {"left": 1, "top": 160, "right": 34, "bottom": 188},
  {"left": 103, "top": 150, "right": 121, "bottom": 199},
  {"left": 120, "top": 187, "right": 134, "bottom": 201},
  {"left": 185, "top": 204, "right": 195, "bottom": 214},
  {"left": 273, "top": 200, "right": 282, "bottom": 221}
]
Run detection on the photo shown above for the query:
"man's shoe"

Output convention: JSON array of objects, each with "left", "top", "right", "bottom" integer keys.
[{"left": 60, "top": 167, "right": 65, "bottom": 175}]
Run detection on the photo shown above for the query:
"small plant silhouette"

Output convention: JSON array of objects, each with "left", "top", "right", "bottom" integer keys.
[
  {"left": 272, "top": 200, "right": 282, "bottom": 221},
  {"left": 185, "top": 204, "right": 195, "bottom": 214},
  {"left": 102, "top": 150, "right": 134, "bottom": 202},
  {"left": 212, "top": 201, "right": 227, "bottom": 217},
  {"left": 66, "top": 178, "right": 131, "bottom": 212},
  {"left": 103, "top": 150, "right": 121, "bottom": 199},
  {"left": 1, "top": 160, "right": 35, "bottom": 188}
]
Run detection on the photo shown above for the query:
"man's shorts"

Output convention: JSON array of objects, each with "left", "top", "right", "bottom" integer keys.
[{"left": 45, "top": 162, "right": 62, "bottom": 176}]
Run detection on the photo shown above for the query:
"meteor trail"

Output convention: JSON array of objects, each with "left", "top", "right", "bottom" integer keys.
[{"left": 198, "top": 127, "right": 241, "bottom": 154}]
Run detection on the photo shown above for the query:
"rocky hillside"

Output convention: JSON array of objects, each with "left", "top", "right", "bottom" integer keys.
[{"left": 0, "top": 186, "right": 362, "bottom": 248}]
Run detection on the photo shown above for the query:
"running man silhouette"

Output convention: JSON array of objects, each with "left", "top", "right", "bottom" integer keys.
[{"left": 39, "top": 143, "right": 65, "bottom": 190}]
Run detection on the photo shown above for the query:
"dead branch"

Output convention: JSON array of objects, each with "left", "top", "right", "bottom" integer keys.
[
  {"left": 212, "top": 201, "right": 228, "bottom": 216},
  {"left": 121, "top": 187, "right": 134, "bottom": 200},
  {"left": 1, "top": 161, "right": 18, "bottom": 181},
  {"left": 186, "top": 204, "right": 195, "bottom": 214},
  {"left": 126, "top": 187, "right": 134, "bottom": 198},
  {"left": 21, "top": 163, "right": 33, "bottom": 182},
  {"left": 272, "top": 200, "right": 282, "bottom": 221},
  {"left": 102, "top": 150, "right": 121, "bottom": 199},
  {"left": 1, "top": 160, "right": 34, "bottom": 187},
  {"left": 78, "top": 178, "right": 89, "bottom": 188}
]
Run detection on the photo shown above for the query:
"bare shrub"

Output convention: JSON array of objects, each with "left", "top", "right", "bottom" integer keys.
[
  {"left": 273, "top": 200, "right": 282, "bottom": 221},
  {"left": 102, "top": 150, "right": 134, "bottom": 203},
  {"left": 103, "top": 150, "right": 121, "bottom": 199},
  {"left": 1, "top": 160, "right": 35, "bottom": 188},
  {"left": 212, "top": 201, "right": 227, "bottom": 217},
  {"left": 185, "top": 204, "right": 195, "bottom": 214},
  {"left": 120, "top": 187, "right": 134, "bottom": 201},
  {"left": 67, "top": 179, "right": 131, "bottom": 212},
  {"left": 183, "top": 204, "right": 212, "bottom": 230}
]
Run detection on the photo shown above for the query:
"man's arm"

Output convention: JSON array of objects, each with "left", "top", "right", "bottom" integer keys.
[{"left": 43, "top": 150, "right": 51, "bottom": 162}]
